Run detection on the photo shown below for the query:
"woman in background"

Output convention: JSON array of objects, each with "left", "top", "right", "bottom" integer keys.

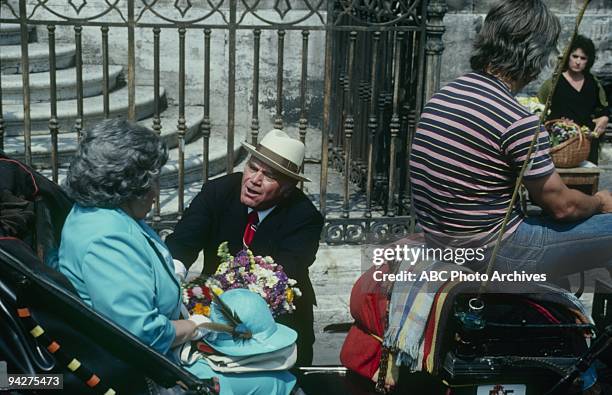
[{"left": 539, "top": 34, "right": 609, "bottom": 164}]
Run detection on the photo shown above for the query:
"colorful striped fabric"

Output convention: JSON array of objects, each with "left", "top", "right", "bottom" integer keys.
[
  {"left": 410, "top": 72, "right": 554, "bottom": 247},
  {"left": 382, "top": 260, "right": 467, "bottom": 371},
  {"left": 382, "top": 260, "right": 437, "bottom": 370}
]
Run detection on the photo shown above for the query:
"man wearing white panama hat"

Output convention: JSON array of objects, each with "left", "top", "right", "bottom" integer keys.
[{"left": 167, "top": 129, "right": 323, "bottom": 366}]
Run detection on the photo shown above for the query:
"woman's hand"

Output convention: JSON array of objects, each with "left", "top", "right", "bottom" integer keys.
[
  {"left": 188, "top": 314, "right": 212, "bottom": 340},
  {"left": 171, "top": 319, "right": 197, "bottom": 346},
  {"left": 593, "top": 116, "right": 609, "bottom": 137},
  {"left": 170, "top": 314, "right": 212, "bottom": 347}
]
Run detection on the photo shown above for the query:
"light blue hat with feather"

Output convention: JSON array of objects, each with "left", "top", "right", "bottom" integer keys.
[{"left": 204, "top": 288, "right": 297, "bottom": 357}]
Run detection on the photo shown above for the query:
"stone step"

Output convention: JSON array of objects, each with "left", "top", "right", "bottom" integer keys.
[
  {"left": 2, "top": 65, "right": 123, "bottom": 102},
  {"left": 159, "top": 128, "right": 245, "bottom": 189},
  {"left": 134, "top": 105, "right": 204, "bottom": 148},
  {"left": 1, "top": 43, "right": 75, "bottom": 74},
  {"left": 157, "top": 151, "right": 248, "bottom": 216},
  {"left": 0, "top": 24, "right": 36, "bottom": 45},
  {"left": 2, "top": 105, "right": 204, "bottom": 166},
  {"left": 36, "top": 130, "right": 245, "bottom": 194},
  {"left": 3, "top": 85, "right": 163, "bottom": 135}
]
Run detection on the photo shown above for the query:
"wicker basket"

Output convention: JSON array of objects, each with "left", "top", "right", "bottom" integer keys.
[{"left": 546, "top": 120, "right": 591, "bottom": 168}]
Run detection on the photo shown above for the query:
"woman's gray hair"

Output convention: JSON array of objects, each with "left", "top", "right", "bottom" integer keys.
[
  {"left": 64, "top": 118, "right": 168, "bottom": 208},
  {"left": 470, "top": 0, "right": 560, "bottom": 85}
]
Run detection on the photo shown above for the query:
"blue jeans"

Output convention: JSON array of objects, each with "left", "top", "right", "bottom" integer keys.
[{"left": 492, "top": 213, "right": 612, "bottom": 279}]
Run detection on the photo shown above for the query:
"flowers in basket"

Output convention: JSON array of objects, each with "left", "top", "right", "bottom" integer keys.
[
  {"left": 546, "top": 119, "right": 596, "bottom": 147},
  {"left": 182, "top": 242, "right": 301, "bottom": 317}
]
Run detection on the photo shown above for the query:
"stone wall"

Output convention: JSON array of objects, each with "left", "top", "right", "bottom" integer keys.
[{"left": 442, "top": 0, "right": 612, "bottom": 94}]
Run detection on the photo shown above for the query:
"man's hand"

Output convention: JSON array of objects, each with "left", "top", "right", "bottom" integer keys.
[
  {"left": 593, "top": 116, "right": 609, "bottom": 137},
  {"left": 594, "top": 190, "right": 612, "bottom": 213}
]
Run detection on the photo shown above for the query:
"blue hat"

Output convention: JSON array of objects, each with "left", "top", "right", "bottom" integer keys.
[{"left": 204, "top": 289, "right": 297, "bottom": 356}]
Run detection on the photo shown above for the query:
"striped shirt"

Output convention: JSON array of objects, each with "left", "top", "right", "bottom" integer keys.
[{"left": 409, "top": 72, "right": 554, "bottom": 247}]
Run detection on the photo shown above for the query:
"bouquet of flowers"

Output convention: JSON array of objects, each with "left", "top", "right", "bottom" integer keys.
[{"left": 182, "top": 242, "right": 301, "bottom": 317}]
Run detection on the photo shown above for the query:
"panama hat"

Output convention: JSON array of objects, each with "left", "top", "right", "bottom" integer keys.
[
  {"left": 204, "top": 289, "right": 297, "bottom": 357},
  {"left": 242, "top": 129, "right": 310, "bottom": 182}
]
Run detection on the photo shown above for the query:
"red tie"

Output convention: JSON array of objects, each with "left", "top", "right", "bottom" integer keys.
[{"left": 243, "top": 210, "right": 259, "bottom": 247}]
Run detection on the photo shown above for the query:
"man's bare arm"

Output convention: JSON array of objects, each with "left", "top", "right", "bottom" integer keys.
[{"left": 523, "top": 171, "right": 612, "bottom": 221}]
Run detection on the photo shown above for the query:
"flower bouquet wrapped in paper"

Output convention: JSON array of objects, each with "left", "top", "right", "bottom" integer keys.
[{"left": 182, "top": 242, "right": 301, "bottom": 317}]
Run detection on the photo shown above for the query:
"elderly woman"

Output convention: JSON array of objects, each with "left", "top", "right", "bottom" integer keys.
[
  {"left": 58, "top": 119, "right": 297, "bottom": 395},
  {"left": 538, "top": 35, "right": 610, "bottom": 164},
  {"left": 58, "top": 118, "right": 197, "bottom": 352}
]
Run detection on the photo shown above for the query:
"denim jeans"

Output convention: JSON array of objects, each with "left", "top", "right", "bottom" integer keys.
[{"left": 492, "top": 213, "right": 612, "bottom": 279}]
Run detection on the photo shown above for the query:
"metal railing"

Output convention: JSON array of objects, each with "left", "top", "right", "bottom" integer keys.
[{"left": 0, "top": 0, "right": 446, "bottom": 244}]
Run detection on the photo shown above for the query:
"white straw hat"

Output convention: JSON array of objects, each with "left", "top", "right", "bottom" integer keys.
[{"left": 241, "top": 129, "right": 310, "bottom": 182}]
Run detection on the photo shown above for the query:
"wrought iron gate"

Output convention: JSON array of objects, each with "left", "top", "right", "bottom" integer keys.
[
  {"left": 325, "top": 0, "right": 446, "bottom": 243},
  {"left": 0, "top": 0, "right": 446, "bottom": 244}
]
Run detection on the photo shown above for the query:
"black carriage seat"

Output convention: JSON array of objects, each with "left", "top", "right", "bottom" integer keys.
[
  {"left": 0, "top": 152, "right": 217, "bottom": 394},
  {"left": 0, "top": 152, "right": 73, "bottom": 265}
]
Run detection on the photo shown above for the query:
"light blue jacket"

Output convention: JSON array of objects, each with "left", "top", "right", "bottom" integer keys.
[
  {"left": 58, "top": 205, "right": 296, "bottom": 395},
  {"left": 58, "top": 205, "right": 181, "bottom": 357}
]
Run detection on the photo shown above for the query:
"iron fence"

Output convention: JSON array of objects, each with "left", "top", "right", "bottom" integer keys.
[{"left": 0, "top": 0, "right": 446, "bottom": 244}]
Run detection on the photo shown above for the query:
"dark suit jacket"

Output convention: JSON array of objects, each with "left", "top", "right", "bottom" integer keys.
[{"left": 166, "top": 172, "right": 323, "bottom": 306}]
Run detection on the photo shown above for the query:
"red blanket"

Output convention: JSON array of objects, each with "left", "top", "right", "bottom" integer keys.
[{"left": 339, "top": 262, "right": 390, "bottom": 379}]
